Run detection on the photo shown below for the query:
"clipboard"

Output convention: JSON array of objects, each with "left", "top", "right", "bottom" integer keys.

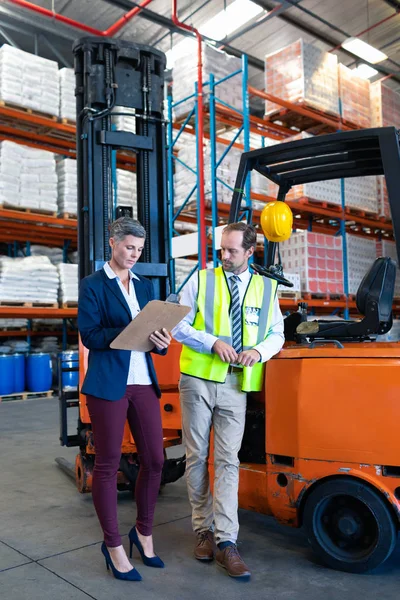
[{"left": 110, "top": 300, "right": 191, "bottom": 352}]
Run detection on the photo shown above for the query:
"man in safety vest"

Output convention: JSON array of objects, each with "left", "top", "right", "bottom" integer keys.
[{"left": 172, "top": 222, "right": 284, "bottom": 580}]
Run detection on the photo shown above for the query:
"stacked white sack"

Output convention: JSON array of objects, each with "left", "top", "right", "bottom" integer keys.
[
  {"left": 0, "top": 318, "right": 29, "bottom": 329},
  {"left": 28, "top": 245, "right": 64, "bottom": 266},
  {"left": 0, "top": 44, "right": 59, "bottom": 116},
  {"left": 59, "top": 68, "right": 75, "bottom": 121},
  {"left": 0, "top": 256, "right": 59, "bottom": 304},
  {"left": 174, "top": 133, "right": 241, "bottom": 208},
  {"left": 115, "top": 169, "right": 137, "bottom": 218},
  {"left": 32, "top": 318, "right": 63, "bottom": 330},
  {"left": 0, "top": 141, "right": 57, "bottom": 212},
  {"left": 112, "top": 106, "right": 136, "bottom": 133},
  {"left": 57, "top": 158, "right": 77, "bottom": 216},
  {"left": 0, "top": 141, "right": 23, "bottom": 207},
  {"left": 68, "top": 251, "right": 79, "bottom": 264},
  {"left": 21, "top": 146, "right": 58, "bottom": 212},
  {"left": 58, "top": 263, "right": 78, "bottom": 304}
]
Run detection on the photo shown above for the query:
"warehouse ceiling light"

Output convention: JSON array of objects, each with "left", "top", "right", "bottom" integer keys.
[
  {"left": 341, "top": 37, "right": 388, "bottom": 64},
  {"left": 200, "top": 0, "right": 263, "bottom": 39},
  {"left": 166, "top": 0, "right": 264, "bottom": 68},
  {"left": 352, "top": 63, "right": 379, "bottom": 79}
]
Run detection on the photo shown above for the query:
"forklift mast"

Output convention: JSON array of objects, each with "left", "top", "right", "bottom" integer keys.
[
  {"left": 228, "top": 127, "right": 400, "bottom": 269},
  {"left": 73, "top": 37, "right": 169, "bottom": 299}
]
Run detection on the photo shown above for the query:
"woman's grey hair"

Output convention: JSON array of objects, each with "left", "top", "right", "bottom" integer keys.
[{"left": 109, "top": 217, "right": 146, "bottom": 243}]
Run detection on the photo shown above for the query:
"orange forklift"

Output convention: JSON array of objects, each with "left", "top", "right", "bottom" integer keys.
[{"left": 58, "top": 37, "right": 400, "bottom": 574}]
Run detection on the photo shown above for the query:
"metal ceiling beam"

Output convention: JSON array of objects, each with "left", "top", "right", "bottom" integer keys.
[
  {"left": 102, "top": 0, "right": 264, "bottom": 69},
  {"left": 39, "top": 33, "right": 72, "bottom": 67},
  {"left": 0, "top": 5, "right": 76, "bottom": 41},
  {"left": 152, "top": 0, "right": 212, "bottom": 47},
  {"left": 0, "top": 24, "right": 20, "bottom": 47}
]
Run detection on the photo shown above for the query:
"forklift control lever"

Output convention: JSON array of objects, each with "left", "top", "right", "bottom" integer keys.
[{"left": 250, "top": 263, "right": 294, "bottom": 287}]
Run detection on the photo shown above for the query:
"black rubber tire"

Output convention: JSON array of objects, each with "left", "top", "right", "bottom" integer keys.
[{"left": 303, "top": 478, "right": 398, "bottom": 573}]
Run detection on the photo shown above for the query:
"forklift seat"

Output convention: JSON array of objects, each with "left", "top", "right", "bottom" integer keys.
[{"left": 297, "top": 257, "right": 396, "bottom": 341}]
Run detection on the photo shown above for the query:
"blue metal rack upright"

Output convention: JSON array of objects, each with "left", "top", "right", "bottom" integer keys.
[
  {"left": 209, "top": 55, "right": 251, "bottom": 266},
  {"left": 167, "top": 54, "right": 251, "bottom": 292},
  {"left": 167, "top": 88, "right": 200, "bottom": 293}
]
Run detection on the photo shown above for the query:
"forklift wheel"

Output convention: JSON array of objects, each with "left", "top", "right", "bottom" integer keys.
[
  {"left": 75, "top": 453, "right": 94, "bottom": 494},
  {"left": 303, "top": 478, "right": 397, "bottom": 573}
]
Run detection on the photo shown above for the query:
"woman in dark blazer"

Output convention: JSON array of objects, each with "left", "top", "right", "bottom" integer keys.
[{"left": 78, "top": 217, "right": 171, "bottom": 581}]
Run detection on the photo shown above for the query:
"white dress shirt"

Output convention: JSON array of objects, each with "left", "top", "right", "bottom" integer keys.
[
  {"left": 103, "top": 263, "right": 152, "bottom": 385},
  {"left": 172, "top": 268, "right": 284, "bottom": 363}
]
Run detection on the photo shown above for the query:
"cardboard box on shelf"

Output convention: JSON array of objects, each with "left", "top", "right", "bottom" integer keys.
[
  {"left": 264, "top": 39, "right": 339, "bottom": 117},
  {"left": 338, "top": 64, "right": 371, "bottom": 129},
  {"left": 279, "top": 231, "right": 344, "bottom": 295},
  {"left": 377, "top": 176, "right": 390, "bottom": 220},
  {"left": 370, "top": 80, "right": 400, "bottom": 129},
  {"left": 346, "top": 234, "right": 377, "bottom": 295}
]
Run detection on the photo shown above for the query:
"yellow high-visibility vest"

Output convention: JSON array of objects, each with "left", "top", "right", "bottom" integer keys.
[{"left": 180, "top": 267, "right": 277, "bottom": 392}]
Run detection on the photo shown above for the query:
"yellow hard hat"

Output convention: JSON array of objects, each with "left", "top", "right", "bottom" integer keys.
[{"left": 260, "top": 201, "right": 293, "bottom": 242}]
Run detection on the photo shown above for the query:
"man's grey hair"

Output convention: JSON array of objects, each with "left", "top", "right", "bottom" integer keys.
[{"left": 109, "top": 217, "right": 146, "bottom": 243}]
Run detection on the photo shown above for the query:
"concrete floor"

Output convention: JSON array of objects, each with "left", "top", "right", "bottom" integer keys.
[{"left": 1, "top": 399, "right": 400, "bottom": 600}]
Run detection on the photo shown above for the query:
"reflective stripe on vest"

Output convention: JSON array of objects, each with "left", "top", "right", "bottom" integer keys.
[{"left": 180, "top": 267, "right": 277, "bottom": 392}]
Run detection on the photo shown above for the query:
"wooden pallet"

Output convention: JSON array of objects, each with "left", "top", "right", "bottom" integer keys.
[
  {"left": 0, "top": 205, "right": 57, "bottom": 217},
  {"left": 278, "top": 290, "right": 302, "bottom": 301},
  {"left": 289, "top": 198, "right": 380, "bottom": 220},
  {"left": 302, "top": 293, "right": 347, "bottom": 301},
  {"left": 0, "top": 100, "right": 59, "bottom": 121},
  {"left": 0, "top": 301, "right": 58, "bottom": 308},
  {"left": 344, "top": 206, "right": 379, "bottom": 219},
  {"left": 61, "top": 212, "right": 77, "bottom": 220},
  {"left": 264, "top": 102, "right": 344, "bottom": 136},
  {"left": 0, "top": 389, "right": 54, "bottom": 403},
  {"left": 292, "top": 197, "right": 344, "bottom": 214},
  {"left": 60, "top": 118, "right": 76, "bottom": 126},
  {"left": 61, "top": 301, "right": 78, "bottom": 309}
]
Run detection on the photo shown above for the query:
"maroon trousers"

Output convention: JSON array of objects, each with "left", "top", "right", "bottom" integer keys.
[{"left": 86, "top": 385, "right": 164, "bottom": 547}]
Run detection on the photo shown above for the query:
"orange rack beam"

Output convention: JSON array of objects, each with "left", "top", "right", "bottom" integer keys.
[
  {"left": 0, "top": 104, "right": 136, "bottom": 169},
  {"left": 0, "top": 209, "right": 78, "bottom": 248},
  {"left": 0, "top": 330, "right": 78, "bottom": 338},
  {"left": 0, "top": 307, "right": 77, "bottom": 318}
]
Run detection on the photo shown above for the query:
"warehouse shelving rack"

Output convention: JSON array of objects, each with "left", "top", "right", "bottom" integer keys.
[
  {"left": 167, "top": 55, "right": 265, "bottom": 291},
  {"left": 0, "top": 106, "right": 81, "bottom": 348},
  {"left": 0, "top": 100, "right": 144, "bottom": 348},
  {"left": 0, "top": 64, "right": 396, "bottom": 320},
  {"left": 167, "top": 54, "right": 396, "bottom": 318}
]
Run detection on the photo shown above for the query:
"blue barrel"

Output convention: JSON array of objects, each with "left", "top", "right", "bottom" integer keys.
[
  {"left": 13, "top": 354, "right": 25, "bottom": 393},
  {"left": 26, "top": 353, "right": 52, "bottom": 393},
  {"left": 59, "top": 351, "right": 79, "bottom": 390},
  {"left": 0, "top": 354, "right": 15, "bottom": 395}
]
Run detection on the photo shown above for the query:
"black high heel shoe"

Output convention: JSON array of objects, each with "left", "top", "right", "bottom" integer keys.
[
  {"left": 101, "top": 542, "right": 142, "bottom": 581},
  {"left": 128, "top": 527, "right": 165, "bottom": 568}
]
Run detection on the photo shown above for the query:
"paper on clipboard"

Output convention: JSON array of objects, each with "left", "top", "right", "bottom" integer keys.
[{"left": 110, "top": 300, "right": 191, "bottom": 352}]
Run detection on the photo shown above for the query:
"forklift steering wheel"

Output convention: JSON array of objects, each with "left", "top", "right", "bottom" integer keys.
[{"left": 250, "top": 263, "right": 294, "bottom": 287}]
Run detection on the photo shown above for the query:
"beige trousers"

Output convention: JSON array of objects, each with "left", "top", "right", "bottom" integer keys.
[{"left": 179, "top": 372, "right": 247, "bottom": 544}]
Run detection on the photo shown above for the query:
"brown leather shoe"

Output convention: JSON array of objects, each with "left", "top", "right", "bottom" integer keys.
[
  {"left": 216, "top": 544, "right": 251, "bottom": 579},
  {"left": 194, "top": 530, "right": 214, "bottom": 561}
]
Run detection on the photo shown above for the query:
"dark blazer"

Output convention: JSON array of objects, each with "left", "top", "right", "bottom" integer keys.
[{"left": 78, "top": 268, "right": 166, "bottom": 401}]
